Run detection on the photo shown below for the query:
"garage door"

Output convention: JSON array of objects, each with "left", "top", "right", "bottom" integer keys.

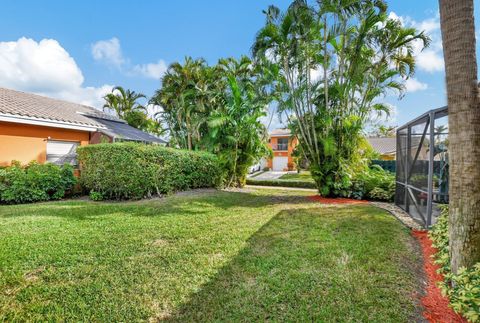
[
  {"left": 272, "top": 157, "right": 288, "bottom": 171},
  {"left": 46, "top": 140, "right": 79, "bottom": 166}
]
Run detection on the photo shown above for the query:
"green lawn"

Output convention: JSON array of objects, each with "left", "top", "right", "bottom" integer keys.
[
  {"left": 279, "top": 171, "right": 315, "bottom": 182},
  {"left": 0, "top": 188, "right": 422, "bottom": 322}
]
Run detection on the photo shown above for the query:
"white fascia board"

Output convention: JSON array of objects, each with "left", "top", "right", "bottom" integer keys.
[
  {"left": 270, "top": 134, "right": 292, "bottom": 137},
  {"left": 0, "top": 113, "right": 102, "bottom": 132}
]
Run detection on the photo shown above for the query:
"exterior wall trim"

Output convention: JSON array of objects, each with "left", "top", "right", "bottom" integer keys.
[{"left": 0, "top": 113, "right": 100, "bottom": 132}]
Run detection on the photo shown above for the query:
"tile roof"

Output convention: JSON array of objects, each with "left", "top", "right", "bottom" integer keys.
[
  {"left": 0, "top": 87, "right": 121, "bottom": 128},
  {"left": 91, "top": 117, "right": 166, "bottom": 144},
  {"left": 0, "top": 87, "right": 166, "bottom": 144},
  {"left": 269, "top": 128, "right": 292, "bottom": 136},
  {"left": 367, "top": 137, "right": 396, "bottom": 154}
]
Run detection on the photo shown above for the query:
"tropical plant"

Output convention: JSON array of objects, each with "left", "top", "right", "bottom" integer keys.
[
  {"left": 253, "top": 0, "right": 429, "bottom": 196},
  {"left": 150, "top": 57, "right": 221, "bottom": 150},
  {"left": 438, "top": 0, "right": 480, "bottom": 274},
  {"left": 151, "top": 56, "right": 272, "bottom": 187},
  {"left": 207, "top": 56, "right": 271, "bottom": 186},
  {"left": 430, "top": 206, "right": 480, "bottom": 322},
  {"left": 103, "top": 86, "right": 161, "bottom": 134}
]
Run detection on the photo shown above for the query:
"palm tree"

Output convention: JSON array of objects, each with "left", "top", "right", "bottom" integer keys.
[
  {"left": 150, "top": 57, "right": 217, "bottom": 150},
  {"left": 253, "top": 0, "right": 429, "bottom": 196},
  {"left": 103, "top": 86, "right": 147, "bottom": 119},
  {"left": 439, "top": 0, "right": 480, "bottom": 273}
]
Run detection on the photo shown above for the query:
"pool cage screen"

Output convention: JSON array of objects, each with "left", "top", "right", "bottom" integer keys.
[{"left": 395, "top": 107, "right": 449, "bottom": 228}]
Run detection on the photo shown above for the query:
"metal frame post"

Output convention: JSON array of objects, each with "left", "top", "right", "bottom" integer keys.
[
  {"left": 426, "top": 112, "right": 435, "bottom": 227},
  {"left": 405, "top": 125, "right": 411, "bottom": 213}
]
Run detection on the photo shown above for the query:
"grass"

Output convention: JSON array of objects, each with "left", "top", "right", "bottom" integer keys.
[
  {"left": 279, "top": 170, "right": 315, "bottom": 182},
  {"left": 0, "top": 188, "right": 422, "bottom": 321}
]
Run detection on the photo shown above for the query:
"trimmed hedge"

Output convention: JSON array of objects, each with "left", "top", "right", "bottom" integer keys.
[
  {"left": 77, "top": 143, "right": 223, "bottom": 200},
  {"left": 246, "top": 178, "right": 317, "bottom": 189},
  {"left": 0, "top": 161, "right": 76, "bottom": 204}
]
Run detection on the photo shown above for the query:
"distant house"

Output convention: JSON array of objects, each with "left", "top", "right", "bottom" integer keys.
[
  {"left": 0, "top": 87, "right": 166, "bottom": 167},
  {"left": 266, "top": 128, "right": 298, "bottom": 171},
  {"left": 367, "top": 137, "right": 396, "bottom": 160}
]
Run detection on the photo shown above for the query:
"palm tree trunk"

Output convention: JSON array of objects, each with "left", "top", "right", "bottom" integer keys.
[{"left": 439, "top": 0, "right": 480, "bottom": 273}]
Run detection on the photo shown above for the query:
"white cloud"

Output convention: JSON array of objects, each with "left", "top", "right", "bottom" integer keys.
[
  {"left": 91, "top": 37, "right": 125, "bottom": 67},
  {"left": 405, "top": 77, "right": 428, "bottom": 92},
  {"left": 91, "top": 37, "right": 168, "bottom": 79},
  {"left": 132, "top": 60, "right": 168, "bottom": 79},
  {"left": 389, "top": 11, "right": 444, "bottom": 73},
  {"left": 0, "top": 37, "right": 112, "bottom": 108}
]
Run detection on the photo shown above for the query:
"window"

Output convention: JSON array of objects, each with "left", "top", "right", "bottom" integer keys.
[
  {"left": 275, "top": 138, "right": 288, "bottom": 151},
  {"left": 46, "top": 140, "right": 79, "bottom": 166}
]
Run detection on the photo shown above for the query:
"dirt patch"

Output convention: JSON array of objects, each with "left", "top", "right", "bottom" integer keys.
[
  {"left": 307, "top": 195, "right": 368, "bottom": 204},
  {"left": 151, "top": 239, "right": 169, "bottom": 247},
  {"left": 412, "top": 230, "right": 467, "bottom": 323},
  {"left": 23, "top": 266, "right": 45, "bottom": 283}
]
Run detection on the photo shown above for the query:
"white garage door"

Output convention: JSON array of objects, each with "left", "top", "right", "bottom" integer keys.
[
  {"left": 46, "top": 140, "right": 79, "bottom": 166},
  {"left": 272, "top": 157, "right": 288, "bottom": 171}
]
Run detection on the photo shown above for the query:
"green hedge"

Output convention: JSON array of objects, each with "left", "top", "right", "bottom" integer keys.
[
  {"left": 430, "top": 206, "right": 480, "bottom": 322},
  {"left": 0, "top": 161, "right": 76, "bottom": 204},
  {"left": 246, "top": 178, "right": 317, "bottom": 189},
  {"left": 77, "top": 143, "right": 223, "bottom": 200}
]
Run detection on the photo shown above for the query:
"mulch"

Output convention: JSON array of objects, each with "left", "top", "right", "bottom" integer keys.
[
  {"left": 307, "top": 195, "right": 368, "bottom": 204},
  {"left": 412, "top": 230, "right": 467, "bottom": 323}
]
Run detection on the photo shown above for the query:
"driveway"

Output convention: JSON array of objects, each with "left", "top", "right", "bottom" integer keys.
[{"left": 250, "top": 171, "right": 287, "bottom": 180}]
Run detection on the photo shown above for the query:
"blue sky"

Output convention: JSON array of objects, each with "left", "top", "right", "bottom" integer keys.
[{"left": 0, "top": 0, "right": 479, "bottom": 129}]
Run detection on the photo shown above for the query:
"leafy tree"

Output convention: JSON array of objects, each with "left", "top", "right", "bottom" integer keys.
[{"left": 253, "top": 0, "right": 429, "bottom": 196}]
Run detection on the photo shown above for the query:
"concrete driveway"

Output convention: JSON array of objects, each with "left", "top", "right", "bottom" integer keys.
[{"left": 250, "top": 171, "right": 287, "bottom": 180}]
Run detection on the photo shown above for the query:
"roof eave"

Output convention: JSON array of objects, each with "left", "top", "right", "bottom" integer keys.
[{"left": 0, "top": 113, "right": 101, "bottom": 132}]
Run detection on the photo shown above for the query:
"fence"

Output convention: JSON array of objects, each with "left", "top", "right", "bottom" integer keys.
[{"left": 371, "top": 160, "right": 396, "bottom": 173}]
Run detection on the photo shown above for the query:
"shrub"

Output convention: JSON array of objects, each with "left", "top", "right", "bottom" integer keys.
[
  {"left": 77, "top": 143, "right": 223, "bottom": 200},
  {"left": 0, "top": 161, "right": 76, "bottom": 204},
  {"left": 430, "top": 206, "right": 480, "bottom": 322},
  {"left": 89, "top": 190, "right": 104, "bottom": 201},
  {"left": 246, "top": 178, "right": 317, "bottom": 189},
  {"left": 350, "top": 165, "right": 395, "bottom": 201}
]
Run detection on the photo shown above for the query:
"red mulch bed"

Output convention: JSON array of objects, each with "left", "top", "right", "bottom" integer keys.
[
  {"left": 307, "top": 195, "right": 368, "bottom": 204},
  {"left": 412, "top": 230, "right": 467, "bottom": 323}
]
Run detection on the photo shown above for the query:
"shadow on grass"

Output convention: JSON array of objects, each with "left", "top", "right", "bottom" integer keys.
[
  {"left": 0, "top": 189, "right": 314, "bottom": 220},
  {"left": 165, "top": 205, "right": 423, "bottom": 322}
]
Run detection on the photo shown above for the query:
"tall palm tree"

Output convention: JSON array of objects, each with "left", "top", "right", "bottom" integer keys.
[
  {"left": 253, "top": 0, "right": 429, "bottom": 196},
  {"left": 151, "top": 57, "right": 215, "bottom": 150},
  {"left": 439, "top": 0, "right": 480, "bottom": 273}
]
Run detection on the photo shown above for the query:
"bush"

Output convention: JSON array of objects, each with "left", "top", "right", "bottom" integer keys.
[
  {"left": 430, "top": 206, "right": 480, "bottom": 322},
  {"left": 77, "top": 143, "right": 223, "bottom": 200},
  {"left": 246, "top": 178, "right": 317, "bottom": 189},
  {"left": 0, "top": 161, "right": 76, "bottom": 204},
  {"left": 350, "top": 165, "right": 395, "bottom": 201}
]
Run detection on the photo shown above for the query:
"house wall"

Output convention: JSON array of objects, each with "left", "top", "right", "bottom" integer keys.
[
  {"left": 266, "top": 136, "right": 298, "bottom": 170},
  {"left": 378, "top": 153, "right": 396, "bottom": 161},
  {"left": 0, "top": 121, "right": 90, "bottom": 166}
]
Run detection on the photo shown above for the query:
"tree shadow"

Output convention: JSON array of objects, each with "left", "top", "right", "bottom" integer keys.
[{"left": 165, "top": 205, "right": 423, "bottom": 322}]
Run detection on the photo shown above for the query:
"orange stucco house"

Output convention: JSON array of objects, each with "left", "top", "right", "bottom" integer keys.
[
  {"left": 265, "top": 128, "right": 298, "bottom": 171},
  {"left": 0, "top": 87, "right": 165, "bottom": 167}
]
